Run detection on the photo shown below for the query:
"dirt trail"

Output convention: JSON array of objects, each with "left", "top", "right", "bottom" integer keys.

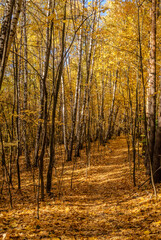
[
  {"left": 1, "top": 137, "right": 161, "bottom": 239},
  {"left": 58, "top": 137, "right": 134, "bottom": 239}
]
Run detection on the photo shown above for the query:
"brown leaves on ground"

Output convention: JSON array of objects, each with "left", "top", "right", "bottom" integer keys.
[{"left": 1, "top": 137, "right": 161, "bottom": 239}]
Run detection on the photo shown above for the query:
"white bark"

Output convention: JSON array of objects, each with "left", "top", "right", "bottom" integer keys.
[{"left": 0, "top": 0, "right": 22, "bottom": 90}]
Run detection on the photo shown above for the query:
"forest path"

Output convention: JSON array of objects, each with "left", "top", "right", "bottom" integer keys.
[
  {"left": 62, "top": 136, "right": 132, "bottom": 208},
  {"left": 56, "top": 137, "right": 135, "bottom": 239},
  {"left": 1, "top": 137, "right": 161, "bottom": 239}
]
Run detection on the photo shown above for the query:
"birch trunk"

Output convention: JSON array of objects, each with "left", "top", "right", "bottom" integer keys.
[
  {"left": 14, "top": 42, "right": 21, "bottom": 190},
  {"left": 105, "top": 72, "right": 118, "bottom": 141},
  {"left": 39, "top": 0, "right": 54, "bottom": 200},
  {"left": 75, "top": 5, "right": 97, "bottom": 157},
  {"left": 67, "top": 31, "right": 83, "bottom": 162},
  {"left": 61, "top": 75, "right": 68, "bottom": 154},
  {"left": 23, "top": 0, "right": 31, "bottom": 169},
  {"left": 47, "top": 1, "right": 66, "bottom": 193},
  {"left": 0, "top": 0, "right": 22, "bottom": 90},
  {"left": 153, "top": 72, "right": 161, "bottom": 182},
  {"left": 146, "top": 0, "right": 156, "bottom": 173}
]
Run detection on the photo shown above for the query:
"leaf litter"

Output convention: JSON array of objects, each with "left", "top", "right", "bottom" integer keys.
[{"left": 1, "top": 137, "right": 161, "bottom": 239}]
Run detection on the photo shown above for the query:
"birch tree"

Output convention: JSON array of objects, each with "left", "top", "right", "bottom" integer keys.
[
  {"left": 46, "top": 1, "right": 67, "bottom": 194},
  {"left": 75, "top": 1, "right": 97, "bottom": 157},
  {"left": 0, "top": 0, "right": 22, "bottom": 90},
  {"left": 146, "top": 0, "right": 156, "bottom": 175},
  {"left": 23, "top": 0, "right": 31, "bottom": 169}
]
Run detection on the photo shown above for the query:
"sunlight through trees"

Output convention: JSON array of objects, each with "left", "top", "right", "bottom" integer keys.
[{"left": 0, "top": 0, "right": 161, "bottom": 238}]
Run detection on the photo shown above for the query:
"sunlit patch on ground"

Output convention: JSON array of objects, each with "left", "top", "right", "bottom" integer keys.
[{"left": 0, "top": 137, "right": 161, "bottom": 239}]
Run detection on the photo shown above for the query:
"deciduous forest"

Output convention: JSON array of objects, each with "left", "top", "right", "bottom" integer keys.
[{"left": 0, "top": 0, "right": 161, "bottom": 239}]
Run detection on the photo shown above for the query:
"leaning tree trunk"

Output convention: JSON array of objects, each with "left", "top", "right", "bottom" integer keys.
[{"left": 0, "top": 0, "right": 23, "bottom": 90}]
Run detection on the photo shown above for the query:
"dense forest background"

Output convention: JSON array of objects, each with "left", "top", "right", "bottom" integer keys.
[{"left": 0, "top": 0, "right": 161, "bottom": 239}]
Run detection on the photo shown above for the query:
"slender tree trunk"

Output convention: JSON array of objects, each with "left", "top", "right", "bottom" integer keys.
[
  {"left": 75, "top": 4, "right": 97, "bottom": 157},
  {"left": 105, "top": 72, "right": 118, "bottom": 141},
  {"left": 9, "top": 49, "right": 17, "bottom": 185},
  {"left": 14, "top": 42, "right": 21, "bottom": 190},
  {"left": 136, "top": 2, "right": 149, "bottom": 170},
  {"left": 47, "top": 1, "right": 66, "bottom": 194},
  {"left": 111, "top": 105, "right": 119, "bottom": 137},
  {"left": 153, "top": 72, "right": 161, "bottom": 182},
  {"left": 126, "top": 68, "right": 136, "bottom": 186},
  {"left": 38, "top": 0, "right": 54, "bottom": 200},
  {"left": 23, "top": 0, "right": 31, "bottom": 169},
  {"left": 61, "top": 75, "right": 68, "bottom": 154},
  {"left": 34, "top": 45, "right": 43, "bottom": 167},
  {"left": 95, "top": 75, "right": 101, "bottom": 142},
  {"left": 146, "top": 0, "right": 156, "bottom": 173},
  {"left": 67, "top": 29, "right": 83, "bottom": 161}
]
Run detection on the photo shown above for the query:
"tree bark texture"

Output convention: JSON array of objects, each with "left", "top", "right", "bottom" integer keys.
[
  {"left": 146, "top": 0, "right": 156, "bottom": 173},
  {"left": 0, "top": 0, "right": 23, "bottom": 90}
]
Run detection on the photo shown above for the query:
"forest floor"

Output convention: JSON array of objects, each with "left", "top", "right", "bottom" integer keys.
[{"left": 1, "top": 136, "right": 161, "bottom": 239}]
